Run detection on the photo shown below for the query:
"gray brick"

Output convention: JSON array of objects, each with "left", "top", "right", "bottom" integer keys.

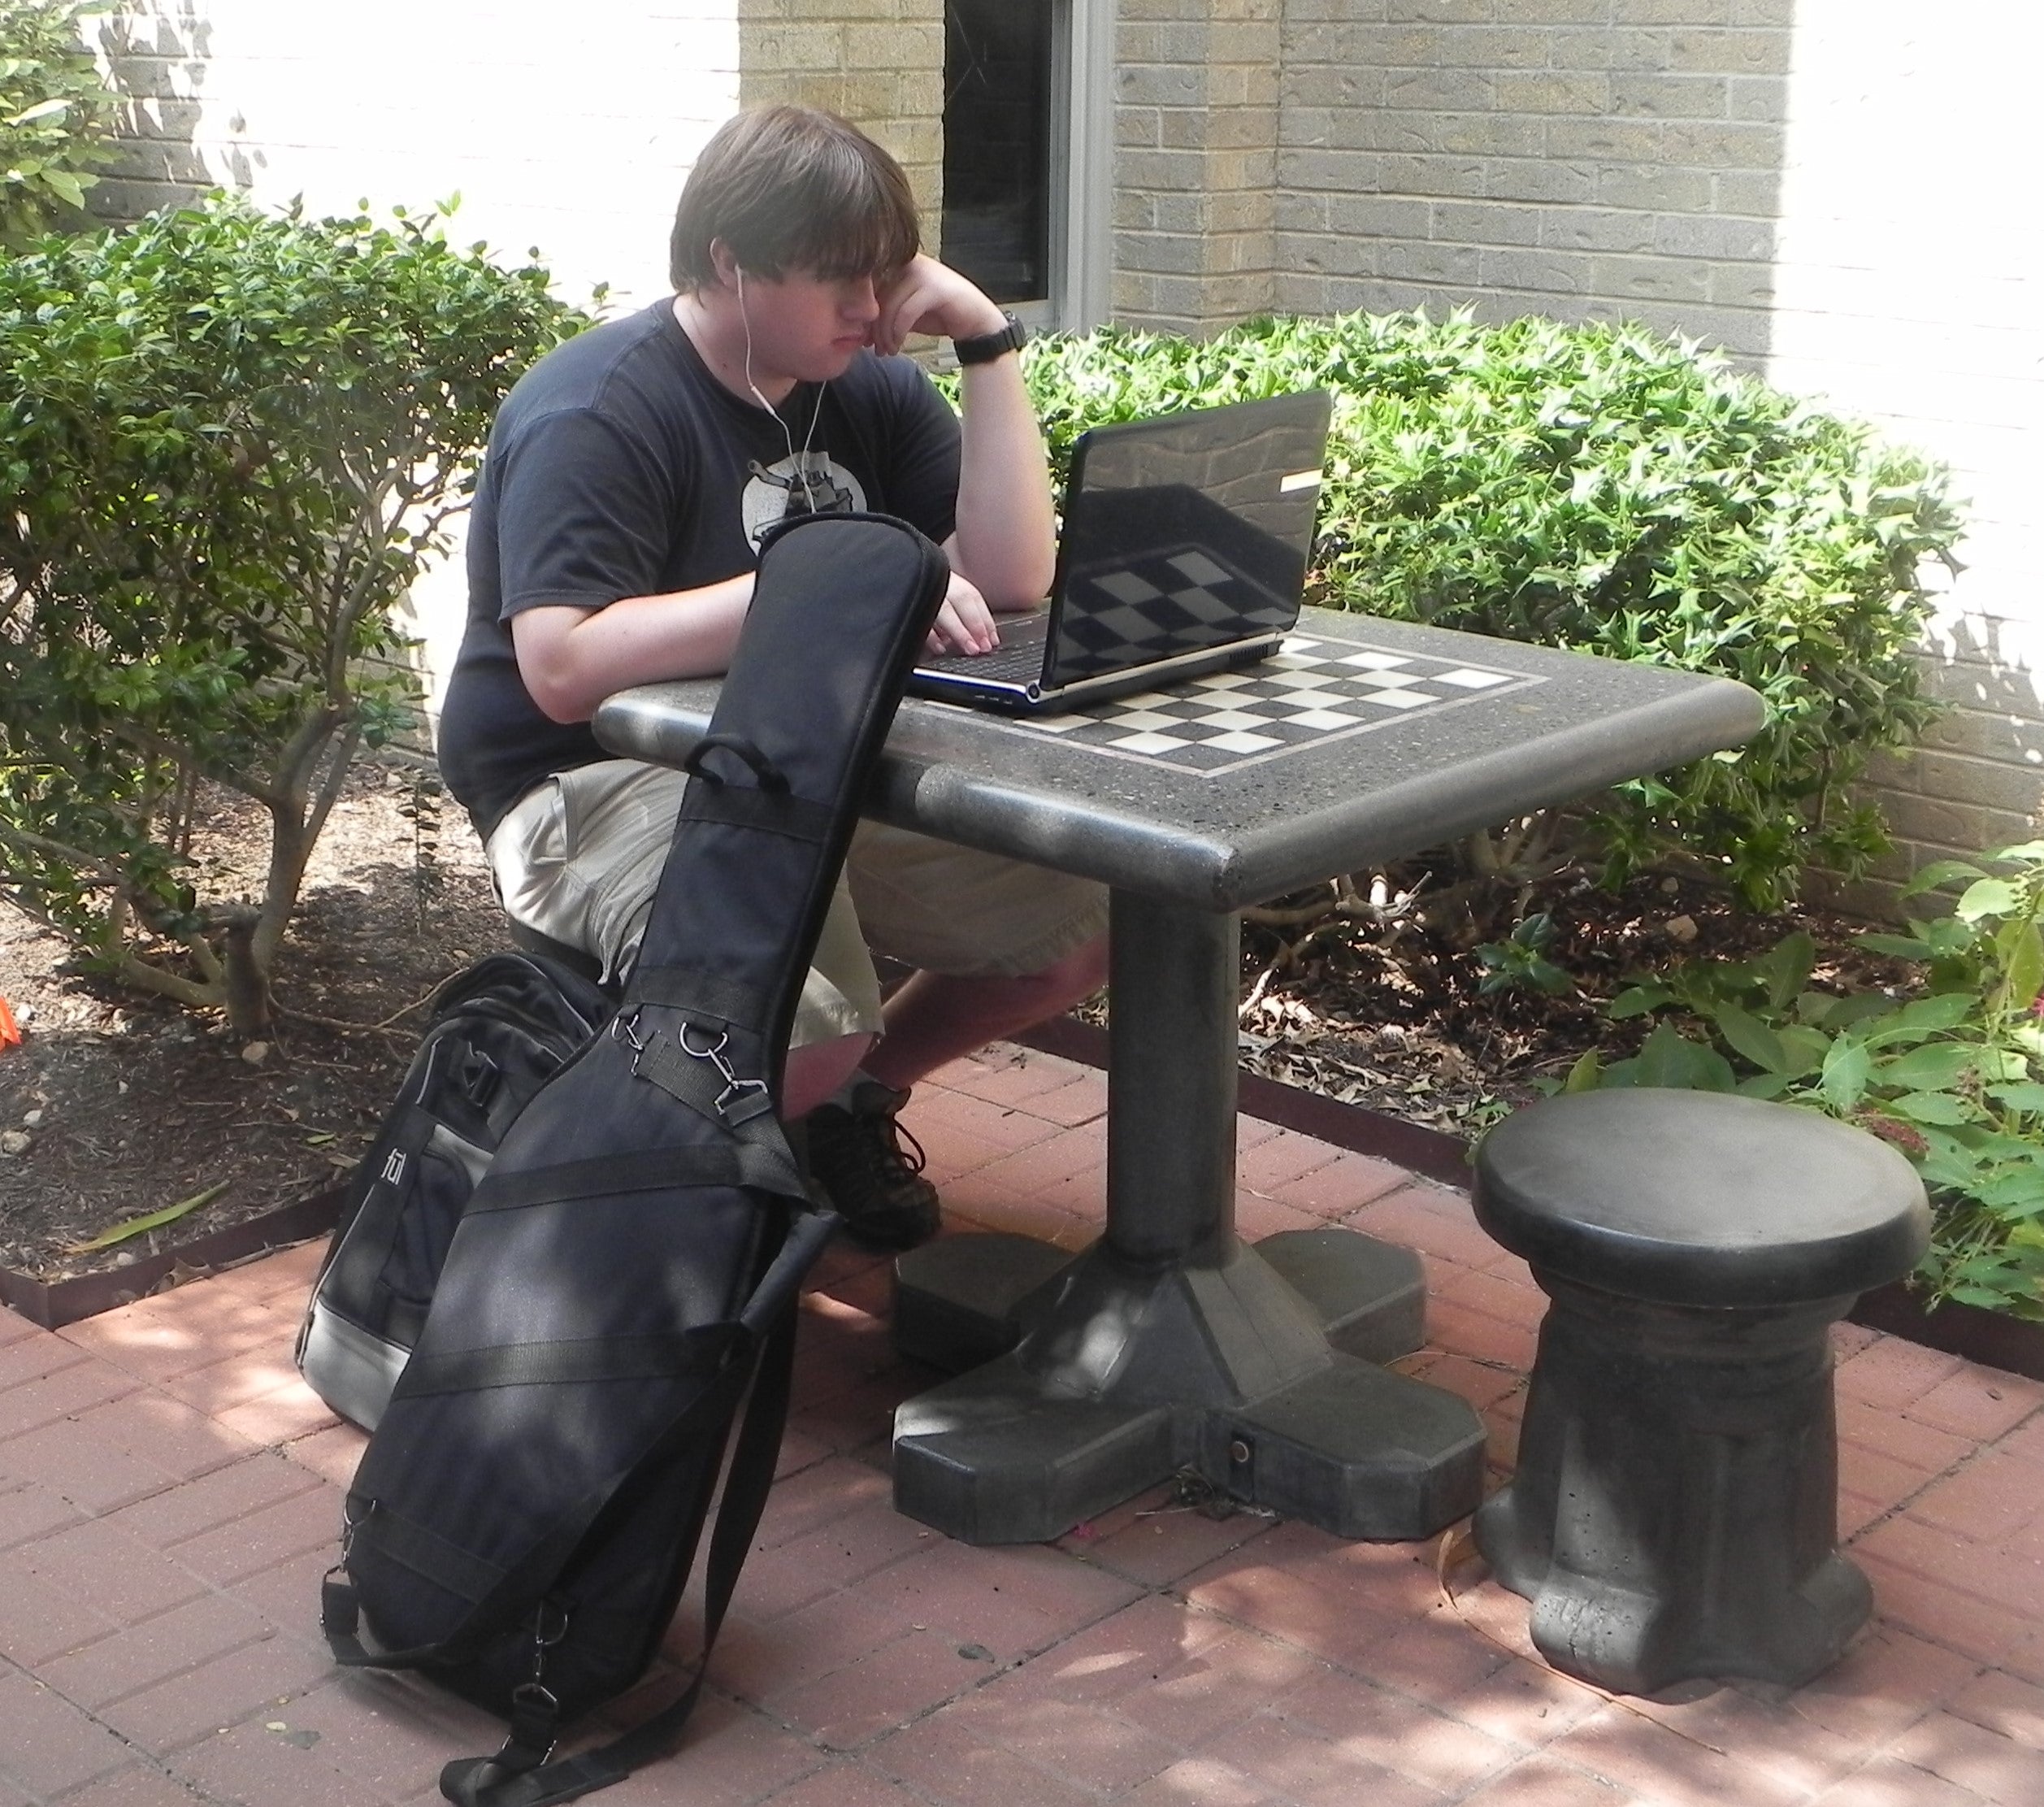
[
  {"left": 1588, "top": 251, "right": 1712, "bottom": 302},
  {"left": 1117, "top": 106, "right": 1164, "bottom": 150},
  {"left": 1732, "top": 0, "right": 1794, "bottom": 22},
  {"left": 1387, "top": 0, "right": 1495, "bottom": 21},
  {"left": 1378, "top": 152, "right": 1490, "bottom": 197},
  {"left": 1660, "top": 121, "right": 1783, "bottom": 167},
  {"left": 1729, "top": 75, "right": 1787, "bottom": 122},
  {"left": 1314, "top": 24, "right": 1442, "bottom": 66},
  {"left": 1481, "top": 246, "right": 1593, "bottom": 295},
  {"left": 1545, "top": 117, "right": 1664, "bottom": 163},
  {"left": 1435, "top": 26, "right": 1551, "bottom": 67},
  {"left": 1328, "top": 194, "right": 1435, "bottom": 237},
  {"left": 1275, "top": 64, "right": 1390, "bottom": 109},
  {"left": 1381, "top": 237, "right": 1486, "bottom": 285},
  {"left": 1280, "top": 231, "right": 1381, "bottom": 279},
  {"left": 1610, "top": 72, "right": 1729, "bottom": 119},
  {"left": 1885, "top": 793, "right": 1993, "bottom": 851},
  {"left": 1117, "top": 63, "right": 1207, "bottom": 106},
  {"left": 1433, "top": 113, "right": 1545, "bottom": 159},
  {"left": 1384, "top": 68, "right": 1498, "bottom": 111},
  {"left": 1912, "top": 753, "right": 2044, "bottom": 819},
  {"left": 1653, "top": 212, "right": 1773, "bottom": 260},
  {"left": 1277, "top": 147, "right": 1383, "bottom": 193},
  {"left": 1434, "top": 199, "right": 1543, "bottom": 245},
  {"left": 1669, "top": 28, "right": 1791, "bottom": 76},
  {"left": 1612, "top": 0, "right": 1733, "bottom": 21},
  {"left": 1493, "top": 72, "right": 1612, "bottom": 115},
  {"left": 1486, "top": 158, "right": 1596, "bottom": 205},
  {"left": 1919, "top": 706, "right": 2044, "bottom": 768},
  {"left": 1712, "top": 169, "right": 1784, "bottom": 217},
  {"left": 1708, "top": 260, "right": 1777, "bottom": 309},
  {"left": 1539, "top": 206, "right": 1659, "bottom": 252},
  {"left": 1116, "top": 149, "right": 1207, "bottom": 191},
  {"left": 1283, "top": 0, "right": 1393, "bottom": 16},
  {"left": 1646, "top": 300, "right": 1770, "bottom": 358},
  {"left": 1595, "top": 164, "right": 1714, "bottom": 213},
  {"left": 1509, "top": 0, "right": 1617, "bottom": 19}
]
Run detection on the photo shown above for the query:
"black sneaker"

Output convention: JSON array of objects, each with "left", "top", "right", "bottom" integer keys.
[{"left": 802, "top": 1079, "right": 941, "bottom": 1250}]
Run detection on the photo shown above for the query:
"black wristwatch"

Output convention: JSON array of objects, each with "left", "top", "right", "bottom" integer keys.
[{"left": 951, "top": 312, "right": 1029, "bottom": 367}]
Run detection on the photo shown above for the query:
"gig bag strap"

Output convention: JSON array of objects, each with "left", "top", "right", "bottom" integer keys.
[{"left": 436, "top": 1301, "right": 801, "bottom": 1807}]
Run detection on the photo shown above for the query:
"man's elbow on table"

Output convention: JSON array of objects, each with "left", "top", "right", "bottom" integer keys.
[{"left": 512, "top": 608, "right": 610, "bottom": 725}]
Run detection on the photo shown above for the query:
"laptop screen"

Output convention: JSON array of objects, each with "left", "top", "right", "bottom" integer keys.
[{"left": 1046, "top": 391, "right": 1333, "bottom": 683}]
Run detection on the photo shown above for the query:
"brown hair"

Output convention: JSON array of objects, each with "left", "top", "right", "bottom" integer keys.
[{"left": 669, "top": 105, "right": 921, "bottom": 292}]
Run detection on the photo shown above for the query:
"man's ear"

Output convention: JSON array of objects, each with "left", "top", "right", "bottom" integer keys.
[{"left": 707, "top": 238, "right": 742, "bottom": 291}]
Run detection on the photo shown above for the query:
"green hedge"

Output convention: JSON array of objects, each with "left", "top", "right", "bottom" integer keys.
[{"left": 1002, "top": 312, "right": 1963, "bottom": 909}]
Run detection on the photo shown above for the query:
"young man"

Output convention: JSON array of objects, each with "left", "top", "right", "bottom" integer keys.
[{"left": 436, "top": 105, "right": 1109, "bottom": 1249}]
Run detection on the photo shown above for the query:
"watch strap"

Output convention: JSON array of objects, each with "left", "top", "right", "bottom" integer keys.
[{"left": 951, "top": 314, "right": 1029, "bottom": 367}]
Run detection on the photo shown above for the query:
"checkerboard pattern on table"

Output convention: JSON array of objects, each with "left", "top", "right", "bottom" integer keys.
[{"left": 1006, "top": 633, "right": 1543, "bottom": 773}]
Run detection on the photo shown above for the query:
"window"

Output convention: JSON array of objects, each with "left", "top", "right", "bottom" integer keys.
[{"left": 941, "top": 0, "right": 1109, "bottom": 332}]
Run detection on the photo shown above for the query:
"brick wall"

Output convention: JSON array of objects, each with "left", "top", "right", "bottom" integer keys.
[
  {"left": 1113, "top": 0, "right": 1284, "bottom": 331},
  {"left": 1265, "top": 0, "right": 1790, "bottom": 359},
  {"left": 737, "top": 0, "right": 944, "bottom": 228},
  {"left": 1117, "top": 0, "right": 2040, "bottom": 901}
]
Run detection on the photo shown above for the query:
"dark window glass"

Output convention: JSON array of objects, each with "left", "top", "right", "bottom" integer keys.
[{"left": 943, "top": 0, "right": 1053, "bottom": 304}]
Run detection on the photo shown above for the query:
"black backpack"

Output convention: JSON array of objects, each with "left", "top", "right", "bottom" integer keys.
[
  {"left": 319, "top": 512, "right": 950, "bottom": 1805},
  {"left": 297, "top": 951, "right": 615, "bottom": 1431}
]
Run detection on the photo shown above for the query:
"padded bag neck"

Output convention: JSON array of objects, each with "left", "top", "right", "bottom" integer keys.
[{"left": 325, "top": 512, "right": 948, "bottom": 1805}]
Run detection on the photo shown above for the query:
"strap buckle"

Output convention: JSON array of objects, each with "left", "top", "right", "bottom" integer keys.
[{"left": 679, "top": 1024, "right": 774, "bottom": 1123}]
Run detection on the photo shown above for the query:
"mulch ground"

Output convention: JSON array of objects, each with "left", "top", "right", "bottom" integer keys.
[{"left": 0, "top": 762, "right": 1903, "bottom": 1288}]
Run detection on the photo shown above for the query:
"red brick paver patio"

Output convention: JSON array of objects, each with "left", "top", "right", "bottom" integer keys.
[{"left": 4, "top": 1041, "right": 2042, "bottom": 1805}]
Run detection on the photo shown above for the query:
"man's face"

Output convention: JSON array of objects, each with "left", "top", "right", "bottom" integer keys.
[{"left": 735, "top": 265, "right": 885, "bottom": 386}]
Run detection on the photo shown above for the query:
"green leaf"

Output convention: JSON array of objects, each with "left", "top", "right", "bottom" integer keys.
[
  {"left": 1711, "top": 1001, "right": 1790, "bottom": 1072},
  {"left": 1608, "top": 984, "right": 1670, "bottom": 1020},
  {"left": 63, "top": 1180, "right": 228, "bottom": 1253},
  {"left": 1635, "top": 1021, "right": 1736, "bottom": 1091},
  {"left": 7, "top": 97, "right": 69, "bottom": 126},
  {"left": 1563, "top": 1049, "right": 1602, "bottom": 1092},
  {"left": 1889, "top": 1091, "right": 1978, "bottom": 1127},
  {"left": 1875, "top": 1044, "right": 1980, "bottom": 1090},
  {"left": 1856, "top": 933, "right": 1933, "bottom": 960},
  {"left": 1988, "top": 1083, "right": 2044, "bottom": 1117},
  {"left": 1757, "top": 931, "right": 1816, "bottom": 1012},
  {"left": 1996, "top": 923, "right": 2044, "bottom": 1014},
  {"left": 1956, "top": 878, "right": 2022, "bottom": 924},
  {"left": 1898, "top": 859, "right": 1989, "bottom": 899},
  {"left": 1820, "top": 1037, "right": 1873, "bottom": 1111}
]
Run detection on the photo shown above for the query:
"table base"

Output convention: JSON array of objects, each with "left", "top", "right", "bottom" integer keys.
[{"left": 892, "top": 1227, "right": 1485, "bottom": 1544}]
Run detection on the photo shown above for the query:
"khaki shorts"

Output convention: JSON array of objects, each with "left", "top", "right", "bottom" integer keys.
[{"left": 485, "top": 760, "right": 1107, "bottom": 1049}]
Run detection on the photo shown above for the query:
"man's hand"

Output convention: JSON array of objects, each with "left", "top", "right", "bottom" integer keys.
[
  {"left": 927, "top": 567, "right": 1000, "bottom": 657},
  {"left": 872, "top": 255, "right": 1007, "bottom": 358}
]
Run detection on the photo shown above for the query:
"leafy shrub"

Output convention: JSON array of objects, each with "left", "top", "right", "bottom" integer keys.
[
  {"left": 1003, "top": 312, "right": 1962, "bottom": 909},
  {"left": 0, "top": 195, "right": 588, "bottom": 1031},
  {"left": 0, "top": 0, "right": 115, "bottom": 246},
  {"left": 1561, "top": 845, "right": 2044, "bottom": 1320}
]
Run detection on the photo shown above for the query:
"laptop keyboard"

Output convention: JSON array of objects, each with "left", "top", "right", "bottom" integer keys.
[{"left": 918, "top": 616, "right": 1050, "bottom": 682}]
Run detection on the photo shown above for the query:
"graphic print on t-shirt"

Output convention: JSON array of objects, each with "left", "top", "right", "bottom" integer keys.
[{"left": 741, "top": 450, "right": 868, "bottom": 547}]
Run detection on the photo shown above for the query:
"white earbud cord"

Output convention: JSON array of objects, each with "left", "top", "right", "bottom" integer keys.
[{"left": 737, "top": 267, "right": 825, "bottom": 508}]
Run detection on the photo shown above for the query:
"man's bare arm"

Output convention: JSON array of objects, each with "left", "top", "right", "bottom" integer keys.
[
  {"left": 510, "top": 580, "right": 753, "bottom": 725},
  {"left": 875, "top": 256, "right": 1056, "bottom": 611}
]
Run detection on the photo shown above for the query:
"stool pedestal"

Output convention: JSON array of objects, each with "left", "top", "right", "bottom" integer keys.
[
  {"left": 1471, "top": 1089, "right": 1929, "bottom": 1696},
  {"left": 1478, "top": 1277, "right": 1870, "bottom": 1693}
]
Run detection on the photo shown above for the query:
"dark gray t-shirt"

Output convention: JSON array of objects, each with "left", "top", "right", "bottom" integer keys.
[{"left": 438, "top": 298, "right": 961, "bottom": 840}]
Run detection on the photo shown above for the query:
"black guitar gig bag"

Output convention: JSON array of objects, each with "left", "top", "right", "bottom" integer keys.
[{"left": 322, "top": 512, "right": 949, "bottom": 1805}]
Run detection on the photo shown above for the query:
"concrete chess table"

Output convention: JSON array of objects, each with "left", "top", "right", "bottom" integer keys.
[{"left": 597, "top": 605, "right": 1765, "bottom": 1547}]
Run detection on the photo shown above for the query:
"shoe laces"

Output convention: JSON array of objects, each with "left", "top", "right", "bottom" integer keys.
[{"left": 868, "top": 1108, "right": 928, "bottom": 1184}]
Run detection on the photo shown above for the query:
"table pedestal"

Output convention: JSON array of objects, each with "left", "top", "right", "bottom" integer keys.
[{"left": 891, "top": 893, "right": 1486, "bottom": 1545}]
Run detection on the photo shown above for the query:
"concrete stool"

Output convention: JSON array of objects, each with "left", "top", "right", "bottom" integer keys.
[{"left": 1471, "top": 1088, "right": 1929, "bottom": 1695}]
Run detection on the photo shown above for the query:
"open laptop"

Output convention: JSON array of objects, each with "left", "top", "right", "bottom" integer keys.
[{"left": 909, "top": 389, "right": 1333, "bottom": 714}]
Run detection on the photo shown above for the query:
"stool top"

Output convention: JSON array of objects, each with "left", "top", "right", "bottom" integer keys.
[{"left": 1473, "top": 1089, "right": 1930, "bottom": 1307}]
